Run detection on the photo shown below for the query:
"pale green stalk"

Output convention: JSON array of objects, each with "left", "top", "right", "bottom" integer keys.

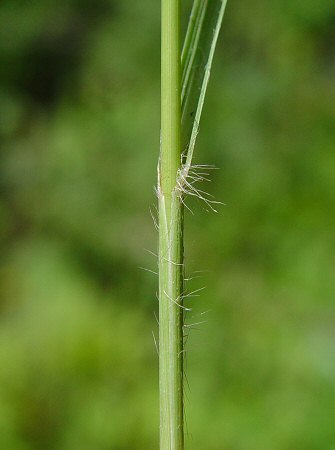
[
  {"left": 158, "top": 1, "right": 227, "bottom": 448},
  {"left": 159, "top": 0, "right": 184, "bottom": 449}
]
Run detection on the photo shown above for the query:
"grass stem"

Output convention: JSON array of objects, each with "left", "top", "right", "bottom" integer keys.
[
  {"left": 158, "top": 1, "right": 227, "bottom": 447},
  {"left": 159, "top": 0, "right": 184, "bottom": 448}
]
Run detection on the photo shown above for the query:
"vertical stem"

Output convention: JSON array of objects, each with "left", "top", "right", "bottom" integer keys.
[
  {"left": 159, "top": 0, "right": 184, "bottom": 449},
  {"left": 161, "top": 0, "right": 181, "bottom": 195}
]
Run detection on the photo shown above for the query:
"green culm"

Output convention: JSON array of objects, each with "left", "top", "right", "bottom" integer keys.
[{"left": 158, "top": 1, "right": 228, "bottom": 448}]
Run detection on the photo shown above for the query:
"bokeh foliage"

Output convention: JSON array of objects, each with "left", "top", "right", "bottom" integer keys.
[{"left": 1, "top": 0, "right": 335, "bottom": 448}]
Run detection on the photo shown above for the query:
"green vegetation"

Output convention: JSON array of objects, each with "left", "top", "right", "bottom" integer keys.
[
  {"left": 159, "top": 0, "right": 183, "bottom": 447},
  {"left": 0, "top": 0, "right": 335, "bottom": 449},
  {"left": 159, "top": 2, "right": 226, "bottom": 447}
]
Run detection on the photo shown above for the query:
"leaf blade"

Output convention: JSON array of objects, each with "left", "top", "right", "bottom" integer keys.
[{"left": 181, "top": 0, "right": 228, "bottom": 168}]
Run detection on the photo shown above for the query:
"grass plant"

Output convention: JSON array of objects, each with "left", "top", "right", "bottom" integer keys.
[{"left": 158, "top": 1, "right": 227, "bottom": 448}]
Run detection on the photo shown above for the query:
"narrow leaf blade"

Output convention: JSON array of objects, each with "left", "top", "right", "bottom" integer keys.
[{"left": 181, "top": 0, "right": 227, "bottom": 168}]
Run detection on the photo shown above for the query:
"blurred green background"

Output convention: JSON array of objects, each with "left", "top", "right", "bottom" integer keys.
[{"left": 1, "top": 0, "right": 335, "bottom": 449}]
